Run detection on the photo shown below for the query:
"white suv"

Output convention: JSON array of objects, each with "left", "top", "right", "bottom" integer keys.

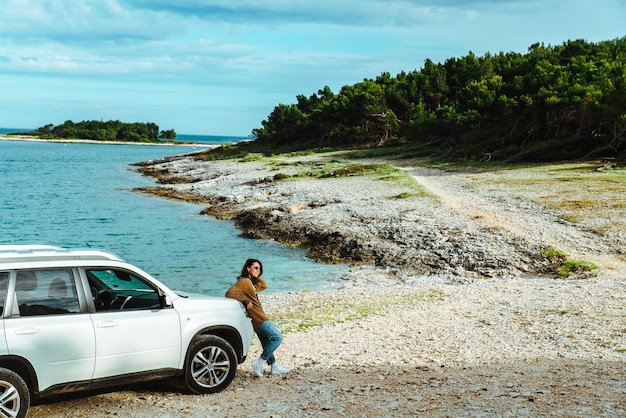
[{"left": 0, "top": 245, "right": 254, "bottom": 417}]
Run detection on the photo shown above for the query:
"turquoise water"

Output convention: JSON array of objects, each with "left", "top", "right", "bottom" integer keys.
[{"left": 0, "top": 139, "right": 347, "bottom": 295}]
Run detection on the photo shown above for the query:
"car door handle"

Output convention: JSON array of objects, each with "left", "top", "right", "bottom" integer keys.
[
  {"left": 97, "top": 321, "right": 119, "bottom": 328},
  {"left": 15, "top": 327, "right": 40, "bottom": 335}
]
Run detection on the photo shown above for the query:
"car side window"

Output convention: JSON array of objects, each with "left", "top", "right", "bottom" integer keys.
[
  {"left": 15, "top": 269, "right": 80, "bottom": 316},
  {"left": 0, "top": 271, "right": 8, "bottom": 315},
  {"left": 87, "top": 269, "right": 161, "bottom": 311}
]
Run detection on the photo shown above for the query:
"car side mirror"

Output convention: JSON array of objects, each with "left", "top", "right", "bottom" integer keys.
[{"left": 160, "top": 293, "right": 173, "bottom": 308}]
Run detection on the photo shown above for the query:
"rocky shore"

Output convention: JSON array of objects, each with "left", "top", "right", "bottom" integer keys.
[
  {"left": 133, "top": 152, "right": 623, "bottom": 282},
  {"left": 134, "top": 155, "right": 542, "bottom": 282},
  {"left": 29, "top": 152, "right": 625, "bottom": 417}
]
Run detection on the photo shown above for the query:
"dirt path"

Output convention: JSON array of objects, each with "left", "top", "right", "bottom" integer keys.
[{"left": 407, "top": 167, "right": 626, "bottom": 277}]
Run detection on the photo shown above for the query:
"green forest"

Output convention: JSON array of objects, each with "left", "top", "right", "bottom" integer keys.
[
  {"left": 29, "top": 120, "right": 176, "bottom": 143},
  {"left": 250, "top": 37, "right": 626, "bottom": 162}
]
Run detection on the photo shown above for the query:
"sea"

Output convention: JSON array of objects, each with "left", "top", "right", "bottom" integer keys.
[{"left": 0, "top": 128, "right": 348, "bottom": 295}]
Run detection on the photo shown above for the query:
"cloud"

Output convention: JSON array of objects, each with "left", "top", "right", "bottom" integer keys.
[
  {"left": 0, "top": 0, "right": 623, "bottom": 134},
  {"left": 2, "top": 0, "right": 430, "bottom": 82},
  {"left": 0, "top": 0, "right": 475, "bottom": 42},
  {"left": 1, "top": 0, "right": 180, "bottom": 43},
  {"left": 122, "top": 0, "right": 449, "bottom": 26}
]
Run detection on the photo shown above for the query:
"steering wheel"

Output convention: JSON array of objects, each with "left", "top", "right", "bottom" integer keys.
[
  {"left": 119, "top": 295, "right": 133, "bottom": 309},
  {"left": 97, "top": 291, "right": 114, "bottom": 310}
]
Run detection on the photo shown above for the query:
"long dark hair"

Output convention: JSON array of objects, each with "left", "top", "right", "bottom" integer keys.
[{"left": 239, "top": 258, "right": 263, "bottom": 278}]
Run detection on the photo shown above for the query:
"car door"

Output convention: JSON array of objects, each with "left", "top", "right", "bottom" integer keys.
[
  {"left": 3, "top": 268, "right": 96, "bottom": 391},
  {"left": 85, "top": 268, "right": 182, "bottom": 379}
]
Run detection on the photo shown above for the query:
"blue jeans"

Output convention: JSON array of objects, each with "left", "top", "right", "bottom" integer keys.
[{"left": 255, "top": 320, "right": 283, "bottom": 365}]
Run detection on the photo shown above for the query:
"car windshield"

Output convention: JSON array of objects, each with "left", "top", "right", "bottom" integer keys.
[{"left": 88, "top": 269, "right": 154, "bottom": 292}]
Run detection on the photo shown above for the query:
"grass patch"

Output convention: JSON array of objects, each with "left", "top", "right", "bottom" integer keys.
[
  {"left": 541, "top": 246, "right": 598, "bottom": 278},
  {"left": 556, "top": 259, "right": 599, "bottom": 278},
  {"left": 267, "top": 159, "right": 427, "bottom": 195},
  {"left": 273, "top": 288, "right": 447, "bottom": 334},
  {"left": 319, "top": 162, "right": 387, "bottom": 177},
  {"left": 285, "top": 161, "right": 398, "bottom": 179},
  {"left": 334, "top": 144, "right": 431, "bottom": 160},
  {"left": 239, "top": 153, "right": 264, "bottom": 162},
  {"left": 540, "top": 246, "right": 568, "bottom": 262}
]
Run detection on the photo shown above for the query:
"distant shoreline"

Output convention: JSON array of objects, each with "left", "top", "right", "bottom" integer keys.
[{"left": 0, "top": 134, "right": 216, "bottom": 148}]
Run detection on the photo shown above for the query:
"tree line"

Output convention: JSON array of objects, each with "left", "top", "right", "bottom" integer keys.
[
  {"left": 31, "top": 120, "right": 176, "bottom": 142},
  {"left": 252, "top": 37, "right": 626, "bottom": 162}
]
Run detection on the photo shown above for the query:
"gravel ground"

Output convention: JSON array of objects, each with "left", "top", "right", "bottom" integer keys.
[{"left": 29, "top": 154, "right": 626, "bottom": 417}]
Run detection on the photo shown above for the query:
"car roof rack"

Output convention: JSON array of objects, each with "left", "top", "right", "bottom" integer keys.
[{"left": 0, "top": 245, "right": 125, "bottom": 263}]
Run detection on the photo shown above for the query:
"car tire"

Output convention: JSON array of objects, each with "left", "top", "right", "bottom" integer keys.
[
  {"left": 184, "top": 335, "right": 237, "bottom": 394},
  {"left": 0, "top": 368, "right": 30, "bottom": 418}
]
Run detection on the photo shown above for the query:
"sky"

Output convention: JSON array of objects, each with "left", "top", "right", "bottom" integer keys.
[{"left": 0, "top": 1, "right": 624, "bottom": 136}]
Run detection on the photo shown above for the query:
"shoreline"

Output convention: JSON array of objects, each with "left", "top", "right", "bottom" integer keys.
[
  {"left": 0, "top": 134, "right": 216, "bottom": 148},
  {"left": 28, "top": 151, "right": 626, "bottom": 417},
  {"left": 133, "top": 152, "right": 625, "bottom": 282}
]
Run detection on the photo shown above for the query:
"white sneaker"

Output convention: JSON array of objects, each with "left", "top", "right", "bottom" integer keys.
[
  {"left": 252, "top": 358, "right": 264, "bottom": 377},
  {"left": 271, "top": 363, "right": 290, "bottom": 375}
]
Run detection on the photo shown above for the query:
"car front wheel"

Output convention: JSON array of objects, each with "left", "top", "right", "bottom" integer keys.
[
  {"left": 0, "top": 368, "right": 29, "bottom": 418},
  {"left": 184, "top": 335, "right": 237, "bottom": 394}
]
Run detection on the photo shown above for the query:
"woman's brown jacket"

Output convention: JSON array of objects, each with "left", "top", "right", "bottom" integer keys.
[{"left": 225, "top": 276, "right": 269, "bottom": 329}]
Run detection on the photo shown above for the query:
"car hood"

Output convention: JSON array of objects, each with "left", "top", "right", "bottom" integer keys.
[{"left": 171, "top": 291, "right": 244, "bottom": 309}]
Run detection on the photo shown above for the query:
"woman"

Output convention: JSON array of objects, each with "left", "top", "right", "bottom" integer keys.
[{"left": 225, "top": 258, "right": 290, "bottom": 377}]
